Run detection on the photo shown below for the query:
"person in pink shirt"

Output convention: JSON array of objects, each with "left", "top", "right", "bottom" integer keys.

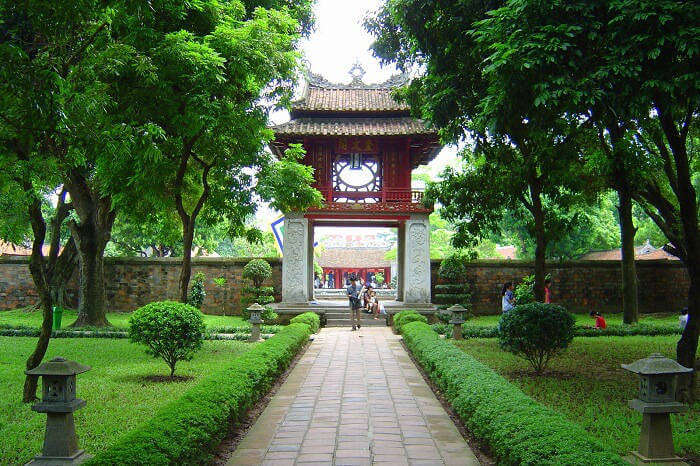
[{"left": 544, "top": 278, "right": 552, "bottom": 304}]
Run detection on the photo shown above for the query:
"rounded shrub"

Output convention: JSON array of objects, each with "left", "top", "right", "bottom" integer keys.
[
  {"left": 438, "top": 253, "right": 470, "bottom": 283},
  {"left": 290, "top": 312, "right": 320, "bottom": 333},
  {"left": 393, "top": 310, "right": 428, "bottom": 334},
  {"left": 242, "top": 259, "right": 272, "bottom": 287},
  {"left": 129, "top": 301, "right": 206, "bottom": 377},
  {"left": 498, "top": 302, "right": 575, "bottom": 374}
]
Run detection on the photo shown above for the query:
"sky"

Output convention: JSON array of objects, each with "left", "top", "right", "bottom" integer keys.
[{"left": 261, "top": 0, "right": 460, "bottom": 242}]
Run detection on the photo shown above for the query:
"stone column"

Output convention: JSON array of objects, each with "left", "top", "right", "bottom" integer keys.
[
  {"left": 396, "top": 222, "right": 405, "bottom": 301},
  {"left": 403, "top": 213, "right": 431, "bottom": 304},
  {"left": 307, "top": 219, "right": 315, "bottom": 301},
  {"left": 281, "top": 213, "right": 310, "bottom": 304}
]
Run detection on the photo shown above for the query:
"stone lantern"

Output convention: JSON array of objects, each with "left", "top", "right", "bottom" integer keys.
[
  {"left": 25, "top": 356, "right": 91, "bottom": 465},
  {"left": 621, "top": 353, "right": 692, "bottom": 465},
  {"left": 447, "top": 304, "right": 467, "bottom": 340},
  {"left": 247, "top": 303, "right": 264, "bottom": 342}
]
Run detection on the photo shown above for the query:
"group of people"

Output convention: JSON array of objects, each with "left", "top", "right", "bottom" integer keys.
[
  {"left": 346, "top": 274, "right": 385, "bottom": 331},
  {"left": 501, "top": 278, "right": 608, "bottom": 329}
]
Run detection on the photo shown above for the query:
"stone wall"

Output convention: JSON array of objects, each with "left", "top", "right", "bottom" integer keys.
[
  {"left": 0, "top": 256, "right": 282, "bottom": 315},
  {"left": 430, "top": 259, "right": 689, "bottom": 314},
  {"left": 0, "top": 256, "right": 689, "bottom": 315}
]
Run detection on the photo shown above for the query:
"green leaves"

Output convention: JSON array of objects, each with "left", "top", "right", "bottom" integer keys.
[
  {"left": 256, "top": 143, "right": 323, "bottom": 213},
  {"left": 129, "top": 301, "right": 206, "bottom": 376}
]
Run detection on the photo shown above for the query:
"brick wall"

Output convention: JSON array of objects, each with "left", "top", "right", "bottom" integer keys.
[
  {"left": 0, "top": 256, "right": 282, "bottom": 315},
  {"left": 430, "top": 259, "right": 689, "bottom": 314},
  {"left": 0, "top": 256, "right": 688, "bottom": 315}
]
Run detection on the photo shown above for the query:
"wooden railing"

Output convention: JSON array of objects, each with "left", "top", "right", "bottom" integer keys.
[{"left": 319, "top": 187, "right": 424, "bottom": 204}]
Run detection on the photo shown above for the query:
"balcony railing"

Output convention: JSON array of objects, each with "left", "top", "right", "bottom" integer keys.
[{"left": 319, "top": 188, "right": 425, "bottom": 204}]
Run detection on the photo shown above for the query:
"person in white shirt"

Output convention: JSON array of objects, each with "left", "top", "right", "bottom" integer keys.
[{"left": 679, "top": 307, "right": 689, "bottom": 330}]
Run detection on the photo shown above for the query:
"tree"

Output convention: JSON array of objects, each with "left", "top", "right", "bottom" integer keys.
[
  {"left": 0, "top": 0, "right": 137, "bottom": 398},
  {"left": 367, "top": 0, "right": 595, "bottom": 302},
  {"left": 0, "top": 0, "right": 165, "bottom": 329},
  {"left": 109, "top": 4, "right": 316, "bottom": 303},
  {"left": 467, "top": 0, "right": 698, "bottom": 398},
  {"left": 129, "top": 301, "right": 205, "bottom": 377},
  {"left": 498, "top": 303, "right": 575, "bottom": 375}
]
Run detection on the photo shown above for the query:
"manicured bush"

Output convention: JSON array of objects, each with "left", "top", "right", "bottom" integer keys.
[
  {"left": 393, "top": 310, "right": 428, "bottom": 333},
  {"left": 437, "top": 252, "right": 470, "bottom": 283},
  {"left": 498, "top": 303, "right": 575, "bottom": 374},
  {"left": 241, "top": 259, "right": 276, "bottom": 321},
  {"left": 434, "top": 284, "right": 471, "bottom": 293},
  {"left": 187, "top": 272, "right": 207, "bottom": 309},
  {"left": 129, "top": 301, "right": 206, "bottom": 377},
  {"left": 400, "top": 321, "right": 625, "bottom": 465},
  {"left": 242, "top": 258, "right": 272, "bottom": 287},
  {"left": 290, "top": 312, "right": 320, "bottom": 333},
  {"left": 87, "top": 322, "right": 312, "bottom": 465}
]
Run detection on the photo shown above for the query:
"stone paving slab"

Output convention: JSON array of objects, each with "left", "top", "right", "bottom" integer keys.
[{"left": 227, "top": 327, "right": 479, "bottom": 466}]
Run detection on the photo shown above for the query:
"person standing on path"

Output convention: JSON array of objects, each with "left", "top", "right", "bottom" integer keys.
[{"left": 347, "top": 274, "right": 364, "bottom": 331}]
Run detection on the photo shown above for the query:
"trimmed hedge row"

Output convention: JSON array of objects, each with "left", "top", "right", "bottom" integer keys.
[
  {"left": 430, "top": 322, "right": 681, "bottom": 339},
  {"left": 85, "top": 322, "right": 312, "bottom": 465},
  {"left": 401, "top": 321, "right": 625, "bottom": 465},
  {"left": 0, "top": 328, "right": 274, "bottom": 340},
  {"left": 434, "top": 284, "right": 471, "bottom": 293},
  {"left": 393, "top": 310, "right": 427, "bottom": 334},
  {"left": 290, "top": 312, "right": 321, "bottom": 333}
]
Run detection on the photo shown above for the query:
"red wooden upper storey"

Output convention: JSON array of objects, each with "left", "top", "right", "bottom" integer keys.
[{"left": 269, "top": 67, "right": 442, "bottom": 218}]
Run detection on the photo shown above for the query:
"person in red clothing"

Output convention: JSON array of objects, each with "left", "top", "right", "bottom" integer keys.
[
  {"left": 589, "top": 311, "right": 607, "bottom": 329},
  {"left": 544, "top": 278, "right": 552, "bottom": 304}
]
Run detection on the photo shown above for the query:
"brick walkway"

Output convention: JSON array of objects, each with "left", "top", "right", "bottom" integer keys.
[{"left": 227, "top": 327, "right": 479, "bottom": 466}]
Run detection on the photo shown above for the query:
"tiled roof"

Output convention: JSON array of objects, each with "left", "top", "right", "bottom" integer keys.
[
  {"left": 318, "top": 247, "right": 392, "bottom": 268},
  {"left": 293, "top": 87, "right": 409, "bottom": 113},
  {"left": 272, "top": 117, "right": 433, "bottom": 137},
  {"left": 579, "top": 244, "right": 679, "bottom": 261}
]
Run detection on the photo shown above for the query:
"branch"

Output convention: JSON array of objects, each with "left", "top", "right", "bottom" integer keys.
[{"left": 62, "top": 21, "right": 109, "bottom": 77}]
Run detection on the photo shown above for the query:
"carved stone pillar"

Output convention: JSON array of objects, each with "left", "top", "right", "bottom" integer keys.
[
  {"left": 282, "top": 213, "right": 311, "bottom": 303},
  {"left": 403, "top": 213, "right": 431, "bottom": 304},
  {"left": 396, "top": 222, "right": 405, "bottom": 301}
]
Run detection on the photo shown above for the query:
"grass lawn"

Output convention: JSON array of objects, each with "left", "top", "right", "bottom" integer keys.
[
  {"left": 467, "top": 312, "right": 679, "bottom": 328},
  {"left": 0, "top": 336, "right": 250, "bottom": 464},
  {"left": 0, "top": 307, "right": 248, "bottom": 330},
  {"left": 453, "top": 336, "right": 699, "bottom": 458}
]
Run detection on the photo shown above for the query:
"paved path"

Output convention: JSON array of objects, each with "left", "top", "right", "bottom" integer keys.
[{"left": 227, "top": 327, "right": 479, "bottom": 466}]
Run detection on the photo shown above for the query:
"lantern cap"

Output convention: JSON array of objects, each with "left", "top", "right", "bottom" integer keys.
[
  {"left": 621, "top": 353, "right": 693, "bottom": 375},
  {"left": 25, "top": 357, "right": 91, "bottom": 376},
  {"left": 447, "top": 304, "right": 466, "bottom": 312},
  {"left": 247, "top": 303, "right": 265, "bottom": 312}
]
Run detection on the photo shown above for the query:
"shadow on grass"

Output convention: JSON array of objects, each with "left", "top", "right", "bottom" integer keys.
[{"left": 116, "top": 374, "right": 195, "bottom": 384}]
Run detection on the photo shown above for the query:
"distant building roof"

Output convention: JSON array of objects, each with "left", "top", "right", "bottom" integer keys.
[
  {"left": 495, "top": 245, "right": 516, "bottom": 260},
  {"left": 579, "top": 240, "right": 679, "bottom": 261},
  {"left": 317, "top": 247, "right": 392, "bottom": 269},
  {"left": 0, "top": 241, "right": 44, "bottom": 256}
]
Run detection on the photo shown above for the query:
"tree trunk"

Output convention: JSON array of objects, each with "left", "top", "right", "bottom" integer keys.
[
  {"left": 616, "top": 182, "right": 639, "bottom": 324},
  {"left": 66, "top": 172, "right": 115, "bottom": 327},
  {"left": 676, "top": 260, "right": 699, "bottom": 402},
  {"left": 23, "top": 197, "right": 52, "bottom": 403},
  {"left": 529, "top": 181, "right": 546, "bottom": 302},
  {"left": 179, "top": 221, "right": 195, "bottom": 303}
]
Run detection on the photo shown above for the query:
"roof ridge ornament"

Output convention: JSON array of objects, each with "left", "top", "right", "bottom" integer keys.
[
  {"left": 348, "top": 61, "right": 367, "bottom": 87},
  {"left": 306, "top": 67, "right": 410, "bottom": 90}
]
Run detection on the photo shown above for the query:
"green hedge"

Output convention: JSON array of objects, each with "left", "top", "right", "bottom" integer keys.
[
  {"left": 401, "top": 321, "right": 625, "bottom": 465},
  {"left": 85, "top": 322, "right": 312, "bottom": 465},
  {"left": 430, "top": 322, "right": 681, "bottom": 339},
  {"left": 434, "top": 284, "right": 471, "bottom": 293},
  {"left": 290, "top": 312, "right": 321, "bottom": 333},
  {"left": 434, "top": 293, "right": 471, "bottom": 304},
  {"left": 393, "top": 310, "right": 427, "bottom": 334}
]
